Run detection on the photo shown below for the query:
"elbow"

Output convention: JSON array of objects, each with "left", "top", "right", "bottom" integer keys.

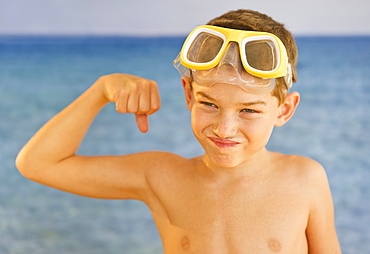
[{"left": 15, "top": 149, "right": 37, "bottom": 180}]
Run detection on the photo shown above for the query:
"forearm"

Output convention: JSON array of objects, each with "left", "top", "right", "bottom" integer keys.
[{"left": 16, "top": 79, "right": 108, "bottom": 174}]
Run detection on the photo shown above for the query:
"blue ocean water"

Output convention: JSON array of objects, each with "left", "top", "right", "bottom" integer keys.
[{"left": 0, "top": 35, "right": 369, "bottom": 254}]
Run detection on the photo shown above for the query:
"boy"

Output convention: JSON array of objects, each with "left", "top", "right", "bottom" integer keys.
[{"left": 16, "top": 9, "right": 341, "bottom": 253}]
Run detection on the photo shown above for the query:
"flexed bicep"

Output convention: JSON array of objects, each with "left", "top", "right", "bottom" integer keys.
[{"left": 16, "top": 74, "right": 161, "bottom": 198}]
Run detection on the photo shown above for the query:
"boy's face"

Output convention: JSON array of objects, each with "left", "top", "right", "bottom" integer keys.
[{"left": 184, "top": 80, "right": 293, "bottom": 169}]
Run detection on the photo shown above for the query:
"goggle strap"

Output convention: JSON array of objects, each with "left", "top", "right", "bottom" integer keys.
[
  {"left": 174, "top": 54, "right": 191, "bottom": 77},
  {"left": 284, "top": 63, "right": 293, "bottom": 88}
]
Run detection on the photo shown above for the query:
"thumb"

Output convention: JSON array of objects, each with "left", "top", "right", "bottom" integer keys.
[{"left": 135, "top": 114, "right": 149, "bottom": 133}]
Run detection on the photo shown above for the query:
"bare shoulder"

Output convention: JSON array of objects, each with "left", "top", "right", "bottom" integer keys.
[
  {"left": 273, "top": 152, "right": 335, "bottom": 213},
  {"left": 270, "top": 152, "right": 331, "bottom": 195},
  {"left": 135, "top": 150, "right": 195, "bottom": 180},
  {"left": 134, "top": 151, "right": 197, "bottom": 209},
  {"left": 133, "top": 150, "right": 193, "bottom": 169},
  {"left": 273, "top": 152, "right": 327, "bottom": 179}
]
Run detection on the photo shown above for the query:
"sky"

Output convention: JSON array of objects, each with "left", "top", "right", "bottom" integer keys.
[{"left": 1, "top": 0, "right": 370, "bottom": 36}]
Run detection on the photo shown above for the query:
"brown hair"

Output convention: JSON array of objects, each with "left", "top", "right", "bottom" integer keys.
[{"left": 207, "top": 9, "right": 298, "bottom": 105}]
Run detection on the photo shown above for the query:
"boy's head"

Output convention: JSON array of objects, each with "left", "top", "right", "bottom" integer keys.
[
  {"left": 177, "top": 10, "right": 300, "bottom": 168},
  {"left": 206, "top": 9, "right": 298, "bottom": 104},
  {"left": 174, "top": 9, "right": 298, "bottom": 105}
]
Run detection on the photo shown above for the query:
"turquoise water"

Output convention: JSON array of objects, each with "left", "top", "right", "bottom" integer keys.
[{"left": 0, "top": 35, "right": 369, "bottom": 253}]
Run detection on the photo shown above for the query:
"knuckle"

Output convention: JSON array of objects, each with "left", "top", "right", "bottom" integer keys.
[
  {"left": 115, "top": 100, "right": 127, "bottom": 114},
  {"left": 148, "top": 104, "right": 160, "bottom": 114},
  {"left": 149, "top": 80, "right": 159, "bottom": 89},
  {"left": 152, "top": 102, "right": 161, "bottom": 111},
  {"left": 139, "top": 105, "right": 150, "bottom": 114},
  {"left": 126, "top": 103, "right": 138, "bottom": 113},
  {"left": 116, "top": 106, "right": 126, "bottom": 114}
]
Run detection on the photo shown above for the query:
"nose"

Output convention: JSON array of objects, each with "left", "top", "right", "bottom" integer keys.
[{"left": 213, "top": 111, "right": 239, "bottom": 138}]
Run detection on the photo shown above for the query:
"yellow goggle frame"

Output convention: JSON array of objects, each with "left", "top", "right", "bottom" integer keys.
[{"left": 178, "top": 25, "right": 290, "bottom": 80}]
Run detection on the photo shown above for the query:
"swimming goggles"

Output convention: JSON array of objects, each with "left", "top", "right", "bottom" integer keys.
[{"left": 173, "top": 25, "right": 292, "bottom": 94}]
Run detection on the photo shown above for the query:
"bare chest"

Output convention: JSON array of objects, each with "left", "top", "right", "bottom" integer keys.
[{"left": 150, "top": 177, "right": 309, "bottom": 253}]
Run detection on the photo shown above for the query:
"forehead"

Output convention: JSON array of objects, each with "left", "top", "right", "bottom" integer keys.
[
  {"left": 192, "top": 81, "right": 278, "bottom": 106},
  {"left": 193, "top": 83, "right": 278, "bottom": 109}
]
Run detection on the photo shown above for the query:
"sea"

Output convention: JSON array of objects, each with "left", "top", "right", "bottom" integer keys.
[{"left": 0, "top": 35, "right": 369, "bottom": 254}]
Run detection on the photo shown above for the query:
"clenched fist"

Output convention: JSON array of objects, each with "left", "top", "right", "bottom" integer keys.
[{"left": 95, "top": 73, "right": 161, "bottom": 133}]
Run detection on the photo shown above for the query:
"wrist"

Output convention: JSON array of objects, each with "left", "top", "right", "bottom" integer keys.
[{"left": 87, "top": 77, "right": 112, "bottom": 107}]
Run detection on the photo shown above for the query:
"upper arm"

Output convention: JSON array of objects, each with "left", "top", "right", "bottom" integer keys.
[
  {"left": 19, "top": 151, "right": 171, "bottom": 202},
  {"left": 304, "top": 161, "right": 341, "bottom": 253}
]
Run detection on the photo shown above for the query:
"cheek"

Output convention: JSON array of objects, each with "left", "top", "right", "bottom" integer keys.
[
  {"left": 241, "top": 117, "right": 276, "bottom": 145},
  {"left": 191, "top": 108, "right": 211, "bottom": 134},
  {"left": 247, "top": 106, "right": 280, "bottom": 137}
]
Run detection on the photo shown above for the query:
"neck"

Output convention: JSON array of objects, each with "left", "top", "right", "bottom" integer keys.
[{"left": 198, "top": 148, "right": 272, "bottom": 182}]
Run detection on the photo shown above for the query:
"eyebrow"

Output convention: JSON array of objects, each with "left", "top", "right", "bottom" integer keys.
[{"left": 195, "top": 91, "right": 267, "bottom": 106}]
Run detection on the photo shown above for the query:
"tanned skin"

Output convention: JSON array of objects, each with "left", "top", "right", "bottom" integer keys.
[{"left": 16, "top": 73, "right": 341, "bottom": 253}]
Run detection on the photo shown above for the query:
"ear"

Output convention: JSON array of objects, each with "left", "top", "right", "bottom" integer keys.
[
  {"left": 274, "top": 91, "right": 300, "bottom": 127},
  {"left": 182, "top": 76, "right": 193, "bottom": 111}
]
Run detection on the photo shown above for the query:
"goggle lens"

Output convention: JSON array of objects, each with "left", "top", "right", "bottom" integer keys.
[
  {"left": 244, "top": 40, "right": 278, "bottom": 71},
  {"left": 187, "top": 32, "right": 224, "bottom": 63}
]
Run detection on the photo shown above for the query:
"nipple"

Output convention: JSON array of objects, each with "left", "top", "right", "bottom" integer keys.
[
  {"left": 268, "top": 238, "right": 282, "bottom": 252},
  {"left": 180, "top": 235, "right": 191, "bottom": 251}
]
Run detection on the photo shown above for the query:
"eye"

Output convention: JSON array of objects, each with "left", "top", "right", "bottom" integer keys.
[
  {"left": 240, "top": 108, "right": 259, "bottom": 113},
  {"left": 201, "top": 101, "right": 217, "bottom": 108}
]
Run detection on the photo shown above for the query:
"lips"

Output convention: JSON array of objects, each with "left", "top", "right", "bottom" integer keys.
[{"left": 208, "top": 137, "right": 240, "bottom": 148}]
